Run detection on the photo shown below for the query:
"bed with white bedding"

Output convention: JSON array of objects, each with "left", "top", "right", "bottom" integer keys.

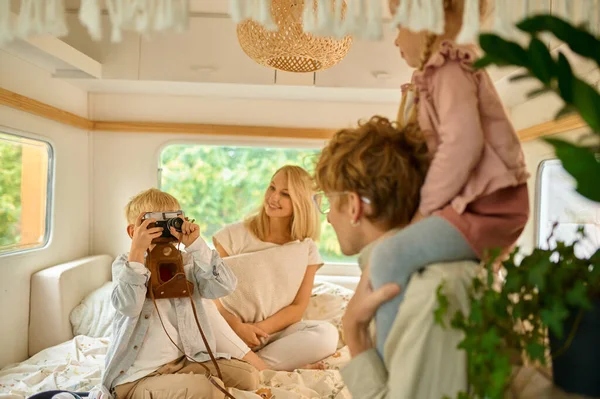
[
  {"left": 1, "top": 254, "right": 477, "bottom": 398},
  {"left": 0, "top": 335, "right": 351, "bottom": 399},
  {"left": 0, "top": 255, "right": 355, "bottom": 399}
]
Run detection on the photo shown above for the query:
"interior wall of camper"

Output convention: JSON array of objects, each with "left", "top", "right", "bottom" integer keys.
[
  {"left": 0, "top": 52, "right": 91, "bottom": 368},
  {"left": 1, "top": 6, "right": 599, "bottom": 368}
]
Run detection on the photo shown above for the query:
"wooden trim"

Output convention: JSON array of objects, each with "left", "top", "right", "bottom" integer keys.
[
  {"left": 517, "top": 113, "right": 586, "bottom": 142},
  {"left": 0, "top": 88, "right": 94, "bottom": 130},
  {"left": 19, "top": 143, "right": 48, "bottom": 246},
  {"left": 92, "top": 121, "right": 338, "bottom": 140},
  {"left": 0, "top": 87, "right": 588, "bottom": 141}
]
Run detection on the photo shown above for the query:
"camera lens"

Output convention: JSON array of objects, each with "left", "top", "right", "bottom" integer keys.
[{"left": 167, "top": 217, "right": 183, "bottom": 232}]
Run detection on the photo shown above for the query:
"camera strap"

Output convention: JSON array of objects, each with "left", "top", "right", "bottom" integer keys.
[{"left": 147, "top": 244, "right": 236, "bottom": 399}]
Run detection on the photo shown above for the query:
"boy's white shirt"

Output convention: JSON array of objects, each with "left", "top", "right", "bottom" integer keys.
[{"left": 109, "top": 238, "right": 214, "bottom": 387}]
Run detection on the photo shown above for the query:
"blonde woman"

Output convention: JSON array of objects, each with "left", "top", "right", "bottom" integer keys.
[{"left": 208, "top": 165, "right": 338, "bottom": 372}]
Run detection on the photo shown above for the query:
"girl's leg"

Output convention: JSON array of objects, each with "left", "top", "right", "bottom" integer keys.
[
  {"left": 204, "top": 299, "right": 268, "bottom": 371},
  {"left": 256, "top": 320, "right": 338, "bottom": 371},
  {"left": 369, "top": 216, "right": 477, "bottom": 356}
]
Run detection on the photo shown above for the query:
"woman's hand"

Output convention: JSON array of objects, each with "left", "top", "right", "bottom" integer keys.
[
  {"left": 343, "top": 271, "right": 401, "bottom": 357},
  {"left": 233, "top": 322, "right": 269, "bottom": 349}
]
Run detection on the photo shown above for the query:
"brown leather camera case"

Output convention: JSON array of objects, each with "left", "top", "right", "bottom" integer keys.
[{"left": 145, "top": 239, "right": 194, "bottom": 299}]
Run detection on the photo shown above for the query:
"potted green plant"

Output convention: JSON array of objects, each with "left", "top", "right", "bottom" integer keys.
[{"left": 434, "top": 15, "right": 600, "bottom": 399}]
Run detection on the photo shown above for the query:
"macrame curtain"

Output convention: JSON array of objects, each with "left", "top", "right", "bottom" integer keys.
[
  {"left": 0, "top": 0, "right": 189, "bottom": 45},
  {"left": 1, "top": 0, "right": 598, "bottom": 47}
]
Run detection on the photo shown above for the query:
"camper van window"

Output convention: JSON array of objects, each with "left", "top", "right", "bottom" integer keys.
[
  {"left": 159, "top": 144, "right": 357, "bottom": 264},
  {"left": 536, "top": 159, "right": 600, "bottom": 258},
  {"left": 0, "top": 132, "right": 53, "bottom": 255}
]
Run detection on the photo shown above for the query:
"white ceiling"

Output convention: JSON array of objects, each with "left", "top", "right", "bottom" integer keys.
[
  {"left": 59, "top": 1, "right": 408, "bottom": 88},
  {"left": 18, "top": 1, "right": 598, "bottom": 109}
]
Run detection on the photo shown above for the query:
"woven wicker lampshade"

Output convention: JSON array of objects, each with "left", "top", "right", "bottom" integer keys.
[{"left": 236, "top": 0, "right": 352, "bottom": 73}]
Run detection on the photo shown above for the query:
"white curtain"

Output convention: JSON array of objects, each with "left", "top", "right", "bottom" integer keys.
[{"left": 1, "top": 0, "right": 597, "bottom": 46}]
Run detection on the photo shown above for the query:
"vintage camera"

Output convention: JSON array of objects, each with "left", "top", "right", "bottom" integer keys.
[
  {"left": 143, "top": 211, "right": 184, "bottom": 241},
  {"left": 142, "top": 210, "right": 194, "bottom": 300}
]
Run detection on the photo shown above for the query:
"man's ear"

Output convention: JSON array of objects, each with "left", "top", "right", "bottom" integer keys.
[
  {"left": 126, "top": 224, "right": 134, "bottom": 239},
  {"left": 346, "top": 192, "right": 363, "bottom": 224}
]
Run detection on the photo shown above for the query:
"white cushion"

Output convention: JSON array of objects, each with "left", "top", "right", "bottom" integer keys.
[
  {"left": 220, "top": 242, "right": 309, "bottom": 323},
  {"left": 29, "top": 255, "right": 113, "bottom": 356},
  {"left": 70, "top": 281, "right": 115, "bottom": 338}
]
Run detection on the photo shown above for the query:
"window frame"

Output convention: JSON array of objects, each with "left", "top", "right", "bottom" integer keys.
[
  {"left": 155, "top": 136, "right": 360, "bottom": 269},
  {"left": 534, "top": 158, "right": 555, "bottom": 249},
  {"left": 534, "top": 158, "right": 600, "bottom": 253},
  {"left": 0, "top": 126, "right": 55, "bottom": 257},
  {"left": 156, "top": 135, "right": 326, "bottom": 192}
]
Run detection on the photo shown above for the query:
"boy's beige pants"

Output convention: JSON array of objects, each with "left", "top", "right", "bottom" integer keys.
[{"left": 113, "top": 356, "right": 259, "bottom": 399}]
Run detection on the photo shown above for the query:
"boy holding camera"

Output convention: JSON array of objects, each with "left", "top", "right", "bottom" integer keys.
[{"left": 91, "top": 188, "right": 259, "bottom": 399}]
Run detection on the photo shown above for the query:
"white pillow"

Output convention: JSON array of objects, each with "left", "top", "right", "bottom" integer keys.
[
  {"left": 220, "top": 242, "right": 309, "bottom": 323},
  {"left": 70, "top": 281, "right": 115, "bottom": 338}
]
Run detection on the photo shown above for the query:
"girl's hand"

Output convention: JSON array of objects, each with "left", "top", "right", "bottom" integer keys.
[{"left": 342, "top": 271, "right": 401, "bottom": 357}]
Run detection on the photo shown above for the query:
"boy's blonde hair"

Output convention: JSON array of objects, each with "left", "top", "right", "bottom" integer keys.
[
  {"left": 314, "top": 116, "right": 430, "bottom": 229},
  {"left": 125, "top": 188, "right": 181, "bottom": 225},
  {"left": 245, "top": 165, "right": 320, "bottom": 242}
]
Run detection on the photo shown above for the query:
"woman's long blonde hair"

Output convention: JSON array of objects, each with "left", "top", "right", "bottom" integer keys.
[{"left": 245, "top": 165, "right": 320, "bottom": 242}]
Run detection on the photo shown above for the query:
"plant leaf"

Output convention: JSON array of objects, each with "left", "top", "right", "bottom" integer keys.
[
  {"left": 571, "top": 77, "right": 600, "bottom": 133},
  {"left": 478, "top": 34, "right": 529, "bottom": 68},
  {"left": 504, "top": 271, "right": 523, "bottom": 293},
  {"left": 434, "top": 282, "right": 449, "bottom": 328},
  {"left": 469, "top": 301, "right": 484, "bottom": 326},
  {"left": 590, "top": 249, "right": 600, "bottom": 286},
  {"left": 544, "top": 138, "right": 600, "bottom": 202},
  {"left": 451, "top": 310, "right": 466, "bottom": 330},
  {"left": 526, "top": 256, "right": 552, "bottom": 291},
  {"left": 591, "top": 248, "right": 600, "bottom": 265},
  {"left": 526, "top": 342, "right": 547, "bottom": 364},
  {"left": 517, "top": 15, "right": 600, "bottom": 69},
  {"left": 566, "top": 280, "right": 592, "bottom": 310},
  {"left": 490, "top": 355, "right": 512, "bottom": 395},
  {"left": 528, "top": 37, "right": 555, "bottom": 84},
  {"left": 473, "top": 55, "right": 496, "bottom": 69},
  {"left": 481, "top": 328, "right": 501, "bottom": 352},
  {"left": 541, "top": 302, "right": 569, "bottom": 338},
  {"left": 556, "top": 52, "right": 575, "bottom": 104}
]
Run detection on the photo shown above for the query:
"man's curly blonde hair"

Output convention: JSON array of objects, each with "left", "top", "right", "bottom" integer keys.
[{"left": 314, "top": 116, "right": 430, "bottom": 229}]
